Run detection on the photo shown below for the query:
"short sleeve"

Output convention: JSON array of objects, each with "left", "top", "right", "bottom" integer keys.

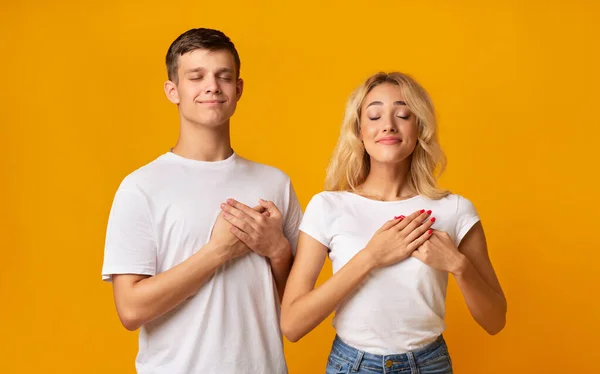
[
  {"left": 454, "top": 195, "right": 481, "bottom": 246},
  {"left": 101, "top": 186, "right": 157, "bottom": 281},
  {"left": 298, "top": 193, "right": 330, "bottom": 248},
  {"left": 282, "top": 180, "right": 303, "bottom": 255}
]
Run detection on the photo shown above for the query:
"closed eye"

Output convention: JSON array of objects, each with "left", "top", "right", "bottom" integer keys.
[{"left": 369, "top": 115, "right": 409, "bottom": 120}]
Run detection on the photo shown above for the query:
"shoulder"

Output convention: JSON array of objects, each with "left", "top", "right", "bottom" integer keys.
[
  {"left": 116, "top": 153, "right": 172, "bottom": 196},
  {"left": 236, "top": 156, "right": 291, "bottom": 184},
  {"left": 306, "top": 190, "right": 348, "bottom": 209},
  {"left": 423, "top": 193, "right": 475, "bottom": 212}
]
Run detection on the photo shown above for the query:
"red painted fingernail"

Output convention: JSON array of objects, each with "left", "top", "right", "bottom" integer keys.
[
  {"left": 426, "top": 210, "right": 432, "bottom": 215},
  {"left": 430, "top": 217, "right": 436, "bottom": 223},
  {"left": 419, "top": 209, "right": 425, "bottom": 214},
  {"left": 394, "top": 215, "right": 405, "bottom": 220},
  {"left": 428, "top": 229, "right": 433, "bottom": 235}
]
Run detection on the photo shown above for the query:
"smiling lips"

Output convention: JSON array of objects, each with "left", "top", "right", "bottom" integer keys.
[
  {"left": 198, "top": 99, "right": 225, "bottom": 104},
  {"left": 376, "top": 136, "right": 402, "bottom": 145}
]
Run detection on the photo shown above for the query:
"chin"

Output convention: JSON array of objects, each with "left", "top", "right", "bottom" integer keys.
[
  {"left": 370, "top": 153, "right": 410, "bottom": 166},
  {"left": 185, "top": 114, "right": 230, "bottom": 128}
]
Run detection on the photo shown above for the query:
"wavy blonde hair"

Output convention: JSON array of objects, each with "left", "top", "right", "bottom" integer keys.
[{"left": 325, "top": 72, "right": 449, "bottom": 199}]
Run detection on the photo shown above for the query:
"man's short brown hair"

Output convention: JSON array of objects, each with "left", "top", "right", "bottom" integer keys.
[{"left": 166, "top": 28, "right": 241, "bottom": 84}]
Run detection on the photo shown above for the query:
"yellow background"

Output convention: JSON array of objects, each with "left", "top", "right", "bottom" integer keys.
[{"left": 2, "top": 0, "right": 599, "bottom": 373}]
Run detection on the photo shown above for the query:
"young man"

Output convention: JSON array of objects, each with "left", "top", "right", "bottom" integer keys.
[{"left": 101, "top": 28, "right": 302, "bottom": 373}]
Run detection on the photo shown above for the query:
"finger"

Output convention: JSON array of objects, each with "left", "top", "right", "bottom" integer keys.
[
  {"left": 220, "top": 201, "right": 250, "bottom": 220},
  {"left": 395, "top": 209, "right": 429, "bottom": 231},
  {"left": 252, "top": 204, "right": 270, "bottom": 217},
  {"left": 376, "top": 216, "right": 405, "bottom": 233},
  {"left": 221, "top": 203, "right": 261, "bottom": 231},
  {"left": 411, "top": 249, "right": 426, "bottom": 263},
  {"left": 226, "top": 199, "right": 263, "bottom": 221},
  {"left": 405, "top": 214, "right": 436, "bottom": 243},
  {"left": 223, "top": 211, "right": 254, "bottom": 234},
  {"left": 259, "top": 199, "right": 281, "bottom": 218},
  {"left": 230, "top": 225, "right": 252, "bottom": 246},
  {"left": 429, "top": 230, "right": 443, "bottom": 242},
  {"left": 407, "top": 228, "right": 434, "bottom": 252},
  {"left": 399, "top": 209, "right": 432, "bottom": 234},
  {"left": 433, "top": 230, "right": 451, "bottom": 242}
]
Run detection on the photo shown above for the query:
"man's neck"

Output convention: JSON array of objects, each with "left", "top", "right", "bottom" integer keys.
[{"left": 171, "top": 120, "right": 233, "bottom": 162}]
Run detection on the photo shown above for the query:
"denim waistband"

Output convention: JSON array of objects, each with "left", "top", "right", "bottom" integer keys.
[{"left": 329, "top": 335, "right": 448, "bottom": 372}]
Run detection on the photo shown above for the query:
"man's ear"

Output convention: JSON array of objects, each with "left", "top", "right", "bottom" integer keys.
[
  {"left": 235, "top": 78, "right": 244, "bottom": 101},
  {"left": 164, "top": 80, "right": 180, "bottom": 104}
]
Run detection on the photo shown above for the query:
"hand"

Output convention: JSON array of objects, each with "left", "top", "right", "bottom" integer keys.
[
  {"left": 210, "top": 204, "right": 268, "bottom": 261},
  {"left": 220, "top": 198, "right": 290, "bottom": 260},
  {"left": 364, "top": 209, "right": 436, "bottom": 269},
  {"left": 412, "top": 230, "right": 468, "bottom": 274}
]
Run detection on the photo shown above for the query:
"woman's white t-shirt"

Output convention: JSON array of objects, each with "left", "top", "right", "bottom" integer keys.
[{"left": 299, "top": 191, "right": 480, "bottom": 354}]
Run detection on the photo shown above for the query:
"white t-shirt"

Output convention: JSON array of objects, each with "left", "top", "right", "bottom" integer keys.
[
  {"left": 102, "top": 151, "right": 302, "bottom": 374},
  {"left": 299, "top": 191, "right": 480, "bottom": 355}
]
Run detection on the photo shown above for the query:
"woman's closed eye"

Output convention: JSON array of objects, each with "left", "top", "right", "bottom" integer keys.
[{"left": 368, "top": 113, "right": 410, "bottom": 120}]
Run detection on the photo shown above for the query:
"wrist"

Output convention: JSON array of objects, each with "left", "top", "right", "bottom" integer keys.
[
  {"left": 358, "top": 247, "right": 378, "bottom": 272},
  {"left": 205, "top": 241, "right": 231, "bottom": 264},
  {"left": 451, "top": 254, "right": 471, "bottom": 277},
  {"left": 268, "top": 237, "right": 291, "bottom": 263}
]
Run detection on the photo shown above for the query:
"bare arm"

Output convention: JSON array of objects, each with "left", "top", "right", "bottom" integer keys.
[
  {"left": 412, "top": 223, "right": 507, "bottom": 335},
  {"left": 268, "top": 241, "right": 293, "bottom": 301},
  {"left": 112, "top": 213, "right": 249, "bottom": 331},
  {"left": 453, "top": 222, "right": 507, "bottom": 334},
  {"left": 221, "top": 199, "right": 294, "bottom": 301},
  {"left": 280, "top": 233, "right": 376, "bottom": 342},
  {"left": 281, "top": 210, "right": 434, "bottom": 342},
  {"left": 113, "top": 242, "right": 230, "bottom": 331}
]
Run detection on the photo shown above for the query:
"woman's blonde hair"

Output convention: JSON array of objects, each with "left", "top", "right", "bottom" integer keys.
[{"left": 324, "top": 72, "right": 449, "bottom": 199}]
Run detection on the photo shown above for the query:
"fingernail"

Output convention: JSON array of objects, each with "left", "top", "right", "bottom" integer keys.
[
  {"left": 430, "top": 217, "right": 436, "bottom": 223},
  {"left": 426, "top": 210, "right": 432, "bottom": 215},
  {"left": 419, "top": 209, "right": 425, "bottom": 214},
  {"left": 428, "top": 229, "right": 433, "bottom": 235},
  {"left": 394, "top": 215, "right": 404, "bottom": 220}
]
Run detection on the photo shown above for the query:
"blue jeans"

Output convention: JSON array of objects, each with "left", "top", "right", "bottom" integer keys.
[{"left": 325, "top": 335, "right": 453, "bottom": 374}]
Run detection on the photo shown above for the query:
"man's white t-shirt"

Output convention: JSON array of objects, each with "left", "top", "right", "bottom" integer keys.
[
  {"left": 299, "top": 191, "right": 480, "bottom": 355},
  {"left": 102, "top": 151, "right": 302, "bottom": 374}
]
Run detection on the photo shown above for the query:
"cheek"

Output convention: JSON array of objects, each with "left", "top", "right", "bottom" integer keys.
[
  {"left": 361, "top": 127, "right": 380, "bottom": 155},
  {"left": 222, "top": 82, "right": 237, "bottom": 95},
  {"left": 401, "top": 121, "right": 419, "bottom": 140},
  {"left": 360, "top": 123, "right": 378, "bottom": 140},
  {"left": 178, "top": 87, "right": 196, "bottom": 104}
]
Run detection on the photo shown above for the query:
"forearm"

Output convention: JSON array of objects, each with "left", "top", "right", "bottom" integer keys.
[
  {"left": 453, "top": 256, "right": 507, "bottom": 335},
  {"left": 269, "top": 241, "right": 293, "bottom": 301},
  {"left": 281, "top": 250, "right": 375, "bottom": 342},
  {"left": 117, "top": 242, "right": 228, "bottom": 330}
]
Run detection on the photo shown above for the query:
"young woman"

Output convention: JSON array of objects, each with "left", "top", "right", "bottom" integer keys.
[{"left": 281, "top": 72, "right": 507, "bottom": 374}]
